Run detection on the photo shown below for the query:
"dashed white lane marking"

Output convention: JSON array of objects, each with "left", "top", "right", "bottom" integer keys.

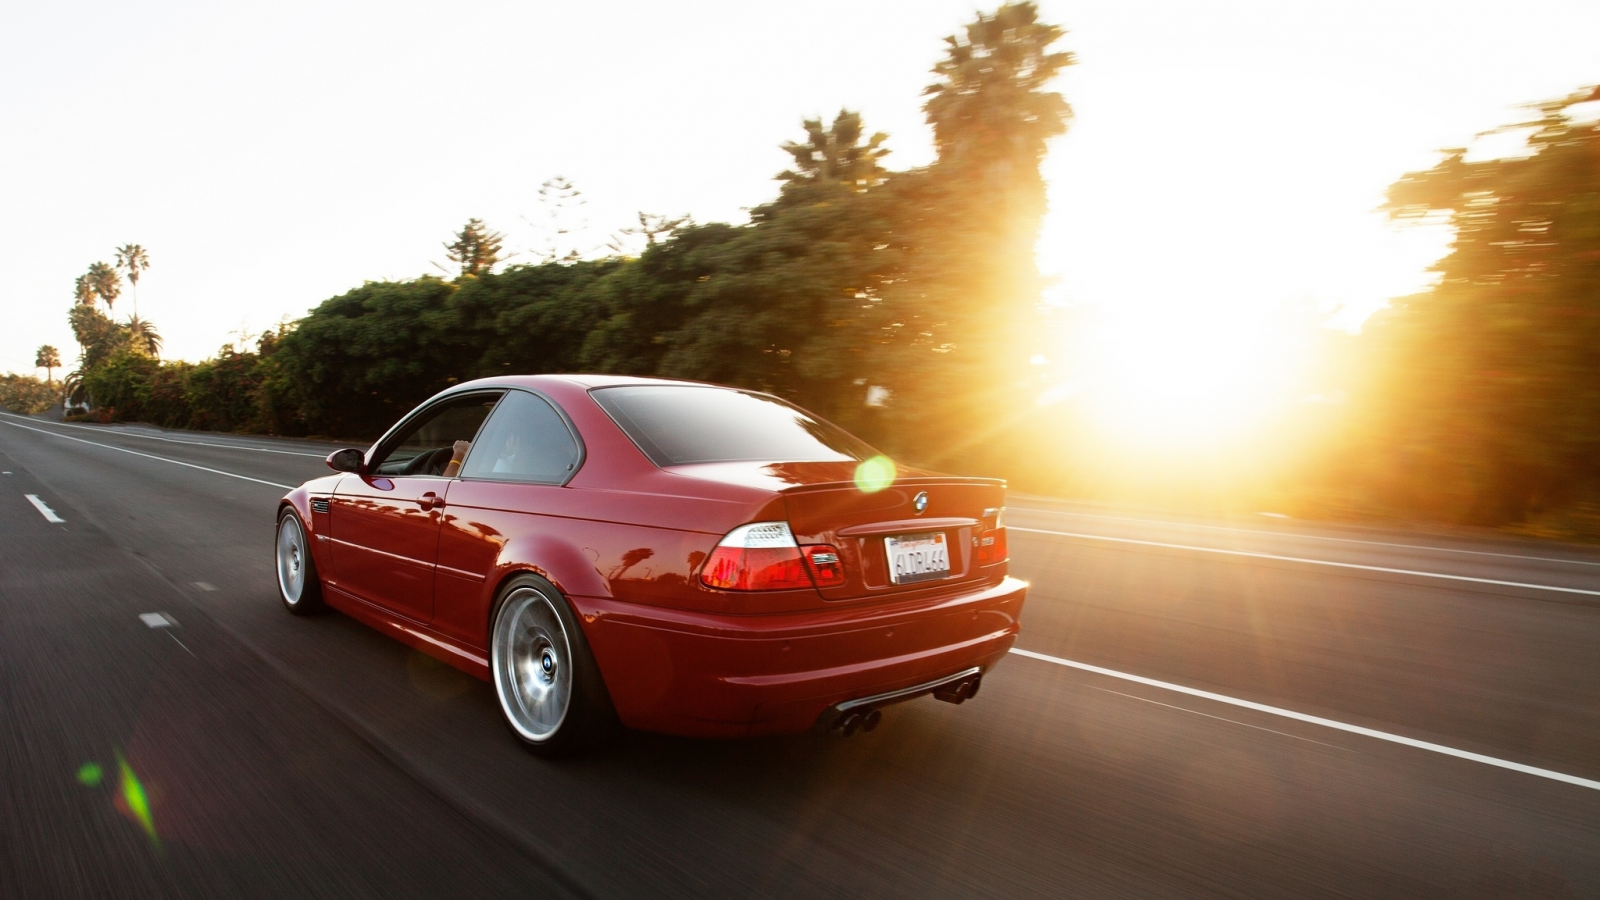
[
  {"left": 1, "top": 419, "right": 292, "bottom": 490},
  {"left": 1009, "top": 526, "right": 1600, "bottom": 598},
  {"left": 1010, "top": 647, "right": 1600, "bottom": 792},
  {"left": 140, "top": 612, "right": 194, "bottom": 654},
  {"left": 24, "top": 494, "right": 64, "bottom": 523},
  {"left": 1011, "top": 506, "right": 1600, "bottom": 568},
  {"left": 0, "top": 412, "right": 327, "bottom": 458},
  {"left": 194, "top": 582, "right": 217, "bottom": 592}
]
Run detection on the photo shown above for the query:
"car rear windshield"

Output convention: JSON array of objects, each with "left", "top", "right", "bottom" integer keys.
[{"left": 591, "top": 385, "right": 877, "bottom": 467}]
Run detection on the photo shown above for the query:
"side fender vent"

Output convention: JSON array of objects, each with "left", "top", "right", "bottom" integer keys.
[{"left": 310, "top": 498, "right": 330, "bottom": 514}]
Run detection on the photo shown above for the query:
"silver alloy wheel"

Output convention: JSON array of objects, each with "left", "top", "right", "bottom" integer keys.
[
  {"left": 492, "top": 587, "right": 573, "bottom": 742},
  {"left": 276, "top": 514, "right": 308, "bottom": 605}
]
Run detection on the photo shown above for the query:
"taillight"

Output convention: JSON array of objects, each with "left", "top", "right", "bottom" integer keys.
[
  {"left": 802, "top": 545, "right": 846, "bottom": 587},
  {"left": 976, "top": 507, "right": 1008, "bottom": 566},
  {"left": 700, "top": 522, "right": 815, "bottom": 591}
]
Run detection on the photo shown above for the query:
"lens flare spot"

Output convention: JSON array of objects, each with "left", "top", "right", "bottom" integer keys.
[
  {"left": 76, "top": 763, "right": 103, "bottom": 787},
  {"left": 854, "top": 455, "right": 896, "bottom": 493},
  {"left": 115, "top": 753, "right": 159, "bottom": 846}
]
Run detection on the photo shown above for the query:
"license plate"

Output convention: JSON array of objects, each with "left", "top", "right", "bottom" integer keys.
[{"left": 886, "top": 532, "right": 950, "bottom": 584}]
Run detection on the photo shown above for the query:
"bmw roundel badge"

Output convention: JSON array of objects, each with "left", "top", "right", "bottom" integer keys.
[{"left": 913, "top": 491, "right": 929, "bottom": 514}]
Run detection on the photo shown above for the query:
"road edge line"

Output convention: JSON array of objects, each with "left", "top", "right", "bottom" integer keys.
[
  {"left": 1009, "top": 526, "right": 1600, "bottom": 598},
  {"left": 0, "top": 411, "right": 327, "bottom": 457},
  {"left": 1, "top": 419, "right": 292, "bottom": 490},
  {"left": 1009, "top": 505, "right": 1600, "bottom": 568},
  {"left": 1009, "top": 647, "right": 1600, "bottom": 792}
]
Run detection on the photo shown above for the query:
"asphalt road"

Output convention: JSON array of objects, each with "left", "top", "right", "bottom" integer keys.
[{"left": 2, "top": 411, "right": 1597, "bottom": 898}]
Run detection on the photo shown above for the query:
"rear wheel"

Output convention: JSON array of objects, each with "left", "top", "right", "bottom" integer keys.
[
  {"left": 276, "top": 509, "right": 324, "bottom": 614},
  {"left": 490, "top": 574, "right": 617, "bottom": 756}
]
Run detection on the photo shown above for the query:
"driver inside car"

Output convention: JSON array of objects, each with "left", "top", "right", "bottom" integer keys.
[{"left": 442, "top": 439, "right": 471, "bottom": 477}]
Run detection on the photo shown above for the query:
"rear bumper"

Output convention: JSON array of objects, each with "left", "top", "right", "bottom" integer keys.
[{"left": 570, "top": 576, "right": 1027, "bottom": 738}]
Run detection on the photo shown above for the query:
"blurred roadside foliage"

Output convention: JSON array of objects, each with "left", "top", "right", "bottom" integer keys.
[
  {"left": 1319, "top": 87, "right": 1600, "bottom": 534},
  {"left": 0, "top": 374, "right": 55, "bottom": 414},
  {"left": 46, "top": 2, "right": 1600, "bottom": 539}
]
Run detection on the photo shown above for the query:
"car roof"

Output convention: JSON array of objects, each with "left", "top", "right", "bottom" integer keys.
[{"left": 452, "top": 373, "right": 726, "bottom": 391}]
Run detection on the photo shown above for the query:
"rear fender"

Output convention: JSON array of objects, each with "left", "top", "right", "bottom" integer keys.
[{"left": 488, "top": 532, "right": 611, "bottom": 615}]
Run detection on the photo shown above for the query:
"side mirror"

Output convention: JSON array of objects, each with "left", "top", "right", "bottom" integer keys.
[{"left": 326, "top": 448, "right": 365, "bottom": 473}]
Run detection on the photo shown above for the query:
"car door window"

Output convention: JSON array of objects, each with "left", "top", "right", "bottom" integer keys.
[
  {"left": 460, "top": 390, "right": 581, "bottom": 484},
  {"left": 370, "top": 393, "right": 503, "bottom": 476}
]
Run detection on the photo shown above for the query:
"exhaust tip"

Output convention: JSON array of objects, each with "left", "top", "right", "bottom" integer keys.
[
  {"left": 861, "top": 709, "right": 882, "bottom": 733},
  {"left": 934, "top": 676, "right": 982, "bottom": 705}
]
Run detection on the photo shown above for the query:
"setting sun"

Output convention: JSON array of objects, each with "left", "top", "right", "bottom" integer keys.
[{"left": 1057, "top": 299, "right": 1322, "bottom": 446}]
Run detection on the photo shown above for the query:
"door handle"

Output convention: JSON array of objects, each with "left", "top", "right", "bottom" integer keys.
[{"left": 418, "top": 492, "right": 444, "bottom": 511}]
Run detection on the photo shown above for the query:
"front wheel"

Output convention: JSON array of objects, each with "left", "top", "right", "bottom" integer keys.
[
  {"left": 276, "top": 509, "right": 324, "bottom": 614},
  {"left": 490, "top": 574, "right": 617, "bottom": 756}
]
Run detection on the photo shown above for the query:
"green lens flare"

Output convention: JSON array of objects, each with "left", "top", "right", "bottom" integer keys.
[
  {"left": 115, "top": 753, "right": 158, "bottom": 845},
  {"left": 854, "top": 455, "right": 896, "bottom": 493},
  {"left": 75, "top": 763, "right": 103, "bottom": 787}
]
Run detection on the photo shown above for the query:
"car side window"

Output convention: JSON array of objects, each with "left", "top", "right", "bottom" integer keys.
[
  {"left": 370, "top": 393, "right": 503, "bottom": 477},
  {"left": 459, "top": 391, "right": 581, "bottom": 484}
]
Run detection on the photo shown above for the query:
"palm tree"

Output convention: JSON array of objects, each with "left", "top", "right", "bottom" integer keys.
[
  {"left": 778, "top": 109, "right": 891, "bottom": 191},
  {"left": 73, "top": 273, "right": 96, "bottom": 306},
  {"left": 125, "top": 315, "right": 162, "bottom": 357},
  {"left": 86, "top": 262, "right": 121, "bottom": 310},
  {"left": 115, "top": 244, "right": 150, "bottom": 317},
  {"left": 62, "top": 370, "right": 88, "bottom": 410},
  {"left": 922, "top": 2, "right": 1074, "bottom": 175},
  {"left": 35, "top": 345, "right": 60, "bottom": 385}
]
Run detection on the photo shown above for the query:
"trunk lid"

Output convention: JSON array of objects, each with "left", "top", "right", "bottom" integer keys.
[{"left": 666, "top": 461, "right": 1007, "bottom": 602}]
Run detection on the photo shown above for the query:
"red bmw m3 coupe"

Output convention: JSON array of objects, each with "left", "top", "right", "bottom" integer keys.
[{"left": 275, "top": 375, "right": 1026, "bottom": 754}]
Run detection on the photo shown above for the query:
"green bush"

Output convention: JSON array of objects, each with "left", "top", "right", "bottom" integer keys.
[{"left": 0, "top": 374, "right": 56, "bottom": 414}]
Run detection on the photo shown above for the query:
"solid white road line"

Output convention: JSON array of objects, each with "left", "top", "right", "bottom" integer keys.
[
  {"left": 0, "top": 411, "right": 327, "bottom": 457},
  {"left": 1010, "top": 647, "right": 1600, "bottom": 792},
  {"left": 1010, "top": 505, "right": 1600, "bottom": 568},
  {"left": 1009, "top": 526, "right": 1600, "bottom": 598},
  {"left": 24, "top": 494, "right": 65, "bottom": 523},
  {"left": 1, "top": 420, "right": 292, "bottom": 490}
]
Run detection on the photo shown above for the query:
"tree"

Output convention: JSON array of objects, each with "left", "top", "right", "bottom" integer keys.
[
  {"left": 68, "top": 303, "right": 129, "bottom": 371},
  {"left": 605, "top": 212, "right": 691, "bottom": 256},
  {"left": 35, "top": 345, "right": 60, "bottom": 385},
  {"left": 0, "top": 375, "right": 55, "bottom": 414},
  {"left": 1351, "top": 85, "right": 1600, "bottom": 525},
  {"left": 73, "top": 273, "right": 96, "bottom": 307},
  {"left": 266, "top": 278, "right": 467, "bottom": 437},
  {"left": 115, "top": 244, "right": 150, "bottom": 316},
  {"left": 777, "top": 110, "right": 890, "bottom": 192},
  {"left": 443, "top": 219, "right": 505, "bottom": 277},
  {"left": 532, "top": 177, "right": 588, "bottom": 263},
  {"left": 86, "top": 261, "right": 122, "bottom": 309},
  {"left": 923, "top": 1, "right": 1074, "bottom": 180},
  {"left": 126, "top": 315, "right": 162, "bottom": 357},
  {"left": 860, "top": 1, "right": 1072, "bottom": 471}
]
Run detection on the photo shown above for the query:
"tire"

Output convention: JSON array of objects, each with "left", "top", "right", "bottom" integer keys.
[
  {"left": 276, "top": 508, "right": 325, "bottom": 615},
  {"left": 490, "top": 574, "right": 618, "bottom": 756}
]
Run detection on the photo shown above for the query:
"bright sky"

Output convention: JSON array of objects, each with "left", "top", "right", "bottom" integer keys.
[{"left": 3, "top": 0, "right": 1596, "bottom": 407}]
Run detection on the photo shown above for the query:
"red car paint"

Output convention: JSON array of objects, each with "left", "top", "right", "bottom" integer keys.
[{"left": 280, "top": 374, "right": 1026, "bottom": 738}]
